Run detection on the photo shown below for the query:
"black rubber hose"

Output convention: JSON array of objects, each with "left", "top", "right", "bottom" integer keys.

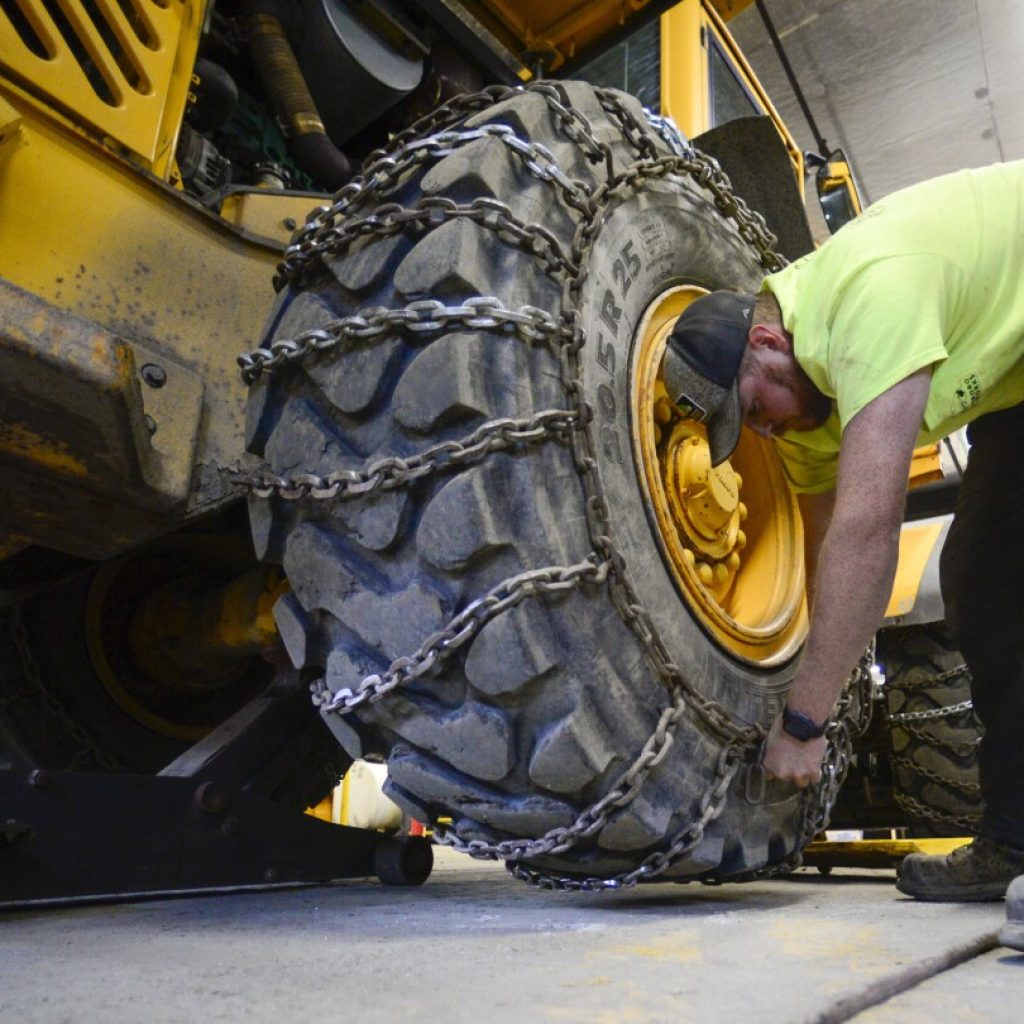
[
  {"left": 188, "top": 58, "right": 238, "bottom": 133},
  {"left": 243, "top": 11, "right": 352, "bottom": 191}
]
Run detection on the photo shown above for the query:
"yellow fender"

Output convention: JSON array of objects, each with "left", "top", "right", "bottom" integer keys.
[{"left": 883, "top": 515, "right": 952, "bottom": 627}]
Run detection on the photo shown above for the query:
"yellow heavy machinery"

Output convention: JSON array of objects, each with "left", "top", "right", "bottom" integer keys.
[{"left": 0, "top": 1, "right": 969, "bottom": 902}]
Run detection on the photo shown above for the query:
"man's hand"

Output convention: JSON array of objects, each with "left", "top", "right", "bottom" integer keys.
[{"left": 762, "top": 714, "right": 827, "bottom": 788}]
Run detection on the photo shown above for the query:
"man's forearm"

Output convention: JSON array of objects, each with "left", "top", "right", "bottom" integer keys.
[
  {"left": 787, "top": 513, "right": 900, "bottom": 723},
  {"left": 797, "top": 491, "right": 835, "bottom": 615}
]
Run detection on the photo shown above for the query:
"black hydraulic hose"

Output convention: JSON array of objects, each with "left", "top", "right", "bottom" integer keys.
[
  {"left": 243, "top": 11, "right": 353, "bottom": 190},
  {"left": 754, "top": 0, "right": 830, "bottom": 155}
]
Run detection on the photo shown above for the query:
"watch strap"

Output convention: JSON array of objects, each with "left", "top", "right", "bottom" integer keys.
[{"left": 781, "top": 705, "right": 828, "bottom": 741}]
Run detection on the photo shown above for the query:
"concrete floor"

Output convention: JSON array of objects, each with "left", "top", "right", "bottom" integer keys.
[{"left": 2, "top": 848, "right": 1020, "bottom": 1024}]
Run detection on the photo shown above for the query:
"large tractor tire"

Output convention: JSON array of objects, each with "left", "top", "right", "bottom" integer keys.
[
  {"left": 243, "top": 84, "right": 842, "bottom": 884},
  {"left": 881, "top": 624, "right": 983, "bottom": 836}
]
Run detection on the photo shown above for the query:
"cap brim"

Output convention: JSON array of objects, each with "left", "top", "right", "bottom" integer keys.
[{"left": 706, "top": 381, "right": 742, "bottom": 467}]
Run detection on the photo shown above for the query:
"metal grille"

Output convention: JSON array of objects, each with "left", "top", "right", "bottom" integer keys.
[{"left": 0, "top": 0, "right": 196, "bottom": 166}]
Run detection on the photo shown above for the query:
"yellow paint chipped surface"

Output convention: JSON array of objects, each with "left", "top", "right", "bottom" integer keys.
[{"left": 0, "top": 422, "right": 87, "bottom": 478}]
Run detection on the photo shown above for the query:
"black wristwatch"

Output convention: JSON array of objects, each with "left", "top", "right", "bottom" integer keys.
[{"left": 781, "top": 705, "right": 828, "bottom": 742}]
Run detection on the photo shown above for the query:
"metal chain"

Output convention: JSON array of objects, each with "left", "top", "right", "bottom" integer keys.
[
  {"left": 888, "top": 699, "right": 975, "bottom": 723},
  {"left": 592, "top": 88, "right": 782, "bottom": 271},
  {"left": 886, "top": 662, "right": 971, "bottom": 693},
  {"left": 239, "top": 85, "right": 861, "bottom": 887},
  {"left": 896, "top": 718, "right": 980, "bottom": 759},
  {"left": 239, "top": 297, "right": 572, "bottom": 384},
  {"left": 785, "top": 648, "right": 874, "bottom": 868},
  {"left": 3, "top": 608, "right": 121, "bottom": 771},
  {"left": 236, "top": 410, "right": 578, "bottom": 500},
  {"left": 890, "top": 754, "right": 982, "bottom": 795},
  {"left": 643, "top": 109, "right": 691, "bottom": 157},
  {"left": 278, "top": 83, "right": 612, "bottom": 288},
  {"left": 312, "top": 558, "right": 610, "bottom": 715},
  {"left": 894, "top": 790, "right": 980, "bottom": 834},
  {"left": 277, "top": 196, "right": 578, "bottom": 295},
  {"left": 503, "top": 742, "right": 745, "bottom": 891}
]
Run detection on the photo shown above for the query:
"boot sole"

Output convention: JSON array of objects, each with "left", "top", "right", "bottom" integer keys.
[
  {"left": 896, "top": 878, "right": 1009, "bottom": 902},
  {"left": 999, "top": 921, "right": 1024, "bottom": 952}
]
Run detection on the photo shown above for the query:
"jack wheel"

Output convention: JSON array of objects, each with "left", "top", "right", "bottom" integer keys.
[{"left": 374, "top": 835, "right": 434, "bottom": 887}]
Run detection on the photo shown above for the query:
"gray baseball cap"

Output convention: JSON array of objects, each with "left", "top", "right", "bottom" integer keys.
[{"left": 661, "top": 291, "right": 754, "bottom": 466}]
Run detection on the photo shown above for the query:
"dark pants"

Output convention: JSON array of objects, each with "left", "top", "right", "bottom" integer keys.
[{"left": 940, "top": 402, "right": 1024, "bottom": 847}]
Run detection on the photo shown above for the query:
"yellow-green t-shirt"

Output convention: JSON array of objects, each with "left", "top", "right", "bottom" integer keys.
[{"left": 762, "top": 160, "right": 1024, "bottom": 494}]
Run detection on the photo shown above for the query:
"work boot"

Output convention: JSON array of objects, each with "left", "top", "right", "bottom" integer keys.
[
  {"left": 998, "top": 875, "right": 1024, "bottom": 951},
  {"left": 896, "top": 836, "right": 1024, "bottom": 902}
]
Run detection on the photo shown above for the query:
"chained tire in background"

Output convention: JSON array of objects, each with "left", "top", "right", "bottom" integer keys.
[
  {"left": 880, "top": 624, "right": 983, "bottom": 836},
  {"left": 243, "top": 83, "right": 840, "bottom": 884}
]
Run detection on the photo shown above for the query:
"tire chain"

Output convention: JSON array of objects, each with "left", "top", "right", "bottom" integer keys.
[
  {"left": 894, "top": 791, "right": 981, "bottom": 834},
  {"left": 310, "top": 558, "right": 610, "bottom": 715},
  {"left": 235, "top": 409, "right": 579, "bottom": 500},
  {"left": 275, "top": 83, "right": 613, "bottom": 290},
  {"left": 886, "top": 661, "right": 971, "bottom": 694},
  {"left": 240, "top": 296, "right": 573, "bottom": 384},
  {"left": 888, "top": 698, "right": 975, "bottom": 723},
  {"left": 896, "top": 718, "right": 980, "bottom": 759},
  {"left": 890, "top": 754, "right": 982, "bottom": 796},
  {"left": 237, "top": 84, "right": 859, "bottom": 888}
]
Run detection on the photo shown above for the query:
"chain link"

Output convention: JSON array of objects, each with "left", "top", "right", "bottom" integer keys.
[
  {"left": 894, "top": 790, "right": 980, "bottom": 834},
  {"left": 278, "top": 196, "right": 578, "bottom": 295},
  {"left": 887, "top": 662, "right": 971, "bottom": 693},
  {"left": 237, "top": 410, "right": 578, "bottom": 500},
  {"left": 238, "top": 85, "right": 862, "bottom": 888},
  {"left": 277, "top": 83, "right": 613, "bottom": 288},
  {"left": 643, "top": 109, "right": 691, "bottom": 157},
  {"left": 503, "top": 742, "right": 746, "bottom": 890},
  {"left": 312, "top": 559, "right": 610, "bottom": 715},
  {"left": 888, "top": 699, "right": 975, "bottom": 723},
  {"left": 896, "top": 718, "right": 980, "bottom": 759},
  {"left": 240, "top": 298, "right": 572, "bottom": 384},
  {"left": 890, "top": 755, "right": 982, "bottom": 795}
]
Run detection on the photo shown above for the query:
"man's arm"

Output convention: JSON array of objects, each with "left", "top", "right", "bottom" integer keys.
[
  {"left": 763, "top": 368, "right": 933, "bottom": 786},
  {"left": 797, "top": 490, "right": 835, "bottom": 614}
]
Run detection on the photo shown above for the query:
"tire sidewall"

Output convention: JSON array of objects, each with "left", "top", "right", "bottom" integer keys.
[{"left": 578, "top": 180, "right": 797, "bottom": 729}]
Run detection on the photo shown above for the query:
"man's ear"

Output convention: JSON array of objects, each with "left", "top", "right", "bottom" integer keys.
[{"left": 748, "top": 323, "right": 792, "bottom": 354}]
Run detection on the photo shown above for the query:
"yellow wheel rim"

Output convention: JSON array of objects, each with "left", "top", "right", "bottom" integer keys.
[{"left": 631, "top": 285, "right": 808, "bottom": 666}]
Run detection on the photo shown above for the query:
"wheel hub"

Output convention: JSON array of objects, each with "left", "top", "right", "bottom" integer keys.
[{"left": 632, "top": 285, "right": 807, "bottom": 666}]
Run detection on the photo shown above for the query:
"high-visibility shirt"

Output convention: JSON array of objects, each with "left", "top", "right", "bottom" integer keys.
[{"left": 762, "top": 160, "right": 1024, "bottom": 494}]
